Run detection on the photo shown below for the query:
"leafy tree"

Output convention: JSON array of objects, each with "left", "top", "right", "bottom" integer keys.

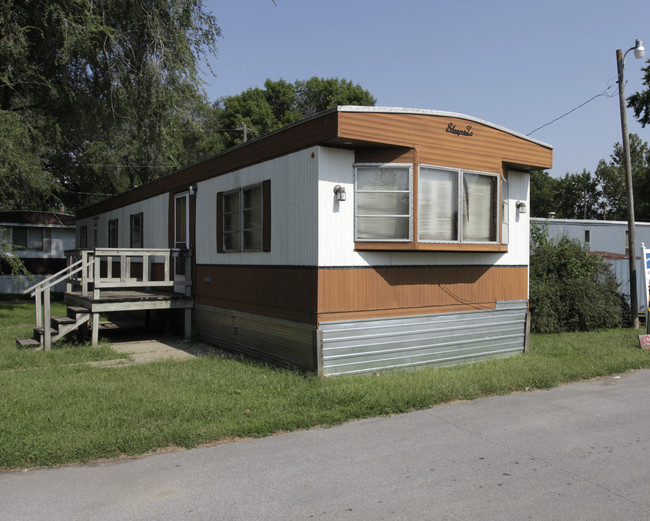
[
  {"left": 555, "top": 170, "right": 601, "bottom": 220},
  {"left": 1, "top": 0, "right": 221, "bottom": 212},
  {"left": 0, "top": 228, "right": 29, "bottom": 279},
  {"left": 216, "top": 77, "right": 376, "bottom": 148},
  {"left": 595, "top": 134, "right": 650, "bottom": 221},
  {"left": 529, "top": 223, "right": 626, "bottom": 333},
  {"left": 530, "top": 170, "right": 601, "bottom": 219},
  {"left": 530, "top": 170, "right": 558, "bottom": 218},
  {"left": 629, "top": 60, "right": 650, "bottom": 126}
]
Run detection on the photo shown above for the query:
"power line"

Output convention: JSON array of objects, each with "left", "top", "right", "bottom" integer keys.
[{"left": 527, "top": 81, "right": 619, "bottom": 136}]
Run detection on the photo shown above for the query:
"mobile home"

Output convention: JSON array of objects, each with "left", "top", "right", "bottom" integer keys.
[
  {"left": 76, "top": 107, "right": 553, "bottom": 375},
  {"left": 1, "top": 211, "right": 76, "bottom": 293}
]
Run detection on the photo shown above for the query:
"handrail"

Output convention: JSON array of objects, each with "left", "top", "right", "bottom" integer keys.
[{"left": 21, "top": 257, "right": 88, "bottom": 297}]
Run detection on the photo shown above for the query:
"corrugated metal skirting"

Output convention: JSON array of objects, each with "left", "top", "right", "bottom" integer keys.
[
  {"left": 319, "top": 301, "right": 528, "bottom": 376},
  {"left": 194, "top": 304, "right": 315, "bottom": 370}
]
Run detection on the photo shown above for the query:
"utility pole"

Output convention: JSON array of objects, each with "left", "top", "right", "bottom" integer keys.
[{"left": 616, "top": 39, "right": 645, "bottom": 328}]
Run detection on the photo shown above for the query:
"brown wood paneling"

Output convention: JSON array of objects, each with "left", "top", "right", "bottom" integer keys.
[
  {"left": 354, "top": 242, "right": 509, "bottom": 252},
  {"left": 317, "top": 265, "right": 527, "bottom": 323},
  {"left": 193, "top": 264, "right": 527, "bottom": 326},
  {"left": 354, "top": 147, "right": 416, "bottom": 164},
  {"left": 194, "top": 265, "right": 319, "bottom": 324},
  {"left": 338, "top": 112, "right": 552, "bottom": 174}
]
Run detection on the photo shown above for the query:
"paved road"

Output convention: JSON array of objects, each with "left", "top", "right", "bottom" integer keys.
[{"left": 2, "top": 370, "right": 650, "bottom": 520}]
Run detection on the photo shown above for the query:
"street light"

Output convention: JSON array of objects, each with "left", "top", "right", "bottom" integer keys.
[{"left": 616, "top": 38, "right": 645, "bottom": 328}]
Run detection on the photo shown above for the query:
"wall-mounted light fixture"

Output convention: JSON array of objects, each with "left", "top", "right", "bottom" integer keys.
[
  {"left": 189, "top": 185, "right": 197, "bottom": 196},
  {"left": 333, "top": 185, "right": 346, "bottom": 201},
  {"left": 516, "top": 201, "right": 527, "bottom": 214}
]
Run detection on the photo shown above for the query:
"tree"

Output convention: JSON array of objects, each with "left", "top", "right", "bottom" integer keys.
[
  {"left": 529, "top": 223, "right": 626, "bottom": 333},
  {"left": 629, "top": 60, "right": 650, "bottom": 126},
  {"left": 530, "top": 170, "right": 601, "bottom": 219},
  {"left": 555, "top": 170, "right": 601, "bottom": 220},
  {"left": 216, "top": 77, "right": 376, "bottom": 148},
  {"left": 530, "top": 170, "right": 558, "bottom": 218},
  {"left": 595, "top": 134, "right": 650, "bottom": 221},
  {"left": 0, "top": 0, "right": 221, "bottom": 212}
]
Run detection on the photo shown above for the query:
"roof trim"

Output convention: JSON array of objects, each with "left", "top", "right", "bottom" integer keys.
[{"left": 336, "top": 106, "right": 553, "bottom": 150}]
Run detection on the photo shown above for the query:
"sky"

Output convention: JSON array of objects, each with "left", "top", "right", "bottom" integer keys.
[{"left": 200, "top": 0, "right": 650, "bottom": 178}]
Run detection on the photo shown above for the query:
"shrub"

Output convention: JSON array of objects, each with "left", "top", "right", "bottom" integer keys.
[{"left": 529, "top": 223, "right": 627, "bottom": 333}]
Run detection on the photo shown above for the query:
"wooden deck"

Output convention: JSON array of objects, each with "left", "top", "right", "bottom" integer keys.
[
  {"left": 65, "top": 289, "right": 193, "bottom": 313},
  {"left": 19, "top": 248, "right": 194, "bottom": 350}
]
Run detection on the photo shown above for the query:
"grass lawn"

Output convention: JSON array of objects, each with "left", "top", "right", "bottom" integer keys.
[{"left": 1, "top": 301, "right": 649, "bottom": 470}]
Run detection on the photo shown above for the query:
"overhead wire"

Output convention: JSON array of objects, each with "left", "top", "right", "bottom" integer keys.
[{"left": 527, "top": 79, "right": 619, "bottom": 136}]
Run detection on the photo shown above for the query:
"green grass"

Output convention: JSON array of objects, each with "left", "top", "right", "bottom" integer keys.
[{"left": 1, "top": 302, "right": 649, "bottom": 470}]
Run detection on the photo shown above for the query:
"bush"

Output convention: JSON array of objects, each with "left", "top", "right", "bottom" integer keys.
[{"left": 529, "top": 223, "right": 627, "bottom": 333}]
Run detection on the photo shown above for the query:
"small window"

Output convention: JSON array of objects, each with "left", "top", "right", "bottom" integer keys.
[
  {"left": 108, "top": 219, "right": 118, "bottom": 248},
  {"left": 418, "top": 167, "right": 458, "bottom": 241},
  {"left": 355, "top": 165, "right": 412, "bottom": 241},
  {"left": 93, "top": 218, "right": 98, "bottom": 248},
  {"left": 584, "top": 229, "right": 590, "bottom": 244},
  {"left": 130, "top": 213, "right": 143, "bottom": 248},
  {"left": 463, "top": 172, "right": 497, "bottom": 243},
  {"left": 80, "top": 225, "right": 88, "bottom": 249},
  {"left": 12, "top": 227, "right": 46, "bottom": 251},
  {"left": 218, "top": 181, "right": 271, "bottom": 253}
]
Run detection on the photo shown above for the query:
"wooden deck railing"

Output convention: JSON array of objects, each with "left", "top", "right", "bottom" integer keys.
[{"left": 65, "top": 248, "right": 192, "bottom": 298}]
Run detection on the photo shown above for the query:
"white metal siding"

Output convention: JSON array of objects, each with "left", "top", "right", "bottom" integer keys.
[
  {"left": 317, "top": 163, "right": 529, "bottom": 268},
  {"left": 77, "top": 194, "right": 168, "bottom": 249},
  {"left": 196, "top": 148, "right": 319, "bottom": 266},
  {"left": 317, "top": 147, "right": 356, "bottom": 267},
  {"left": 531, "top": 218, "right": 650, "bottom": 257}
]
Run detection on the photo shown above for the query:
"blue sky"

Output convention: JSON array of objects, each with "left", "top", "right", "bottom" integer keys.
[{"left": 201, "top": 0, "right": 649, "bottom": 178}]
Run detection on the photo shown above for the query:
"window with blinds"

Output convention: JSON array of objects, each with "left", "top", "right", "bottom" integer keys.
[
  {"left": 355, "top": 163, "right": 502, "bottom": 245},
  {"left": 355, "top": 165, "right": 412, "bottom": 241}
]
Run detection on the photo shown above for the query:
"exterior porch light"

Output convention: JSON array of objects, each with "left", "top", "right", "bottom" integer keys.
[
  {"left": 616, "top": 38, "right": 645, "bottom": 328},
  {"left": 334, "top": 185, "right": 346, "bottom": 201}
]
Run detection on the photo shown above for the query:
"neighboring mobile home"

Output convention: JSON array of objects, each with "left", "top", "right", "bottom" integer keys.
[
  {"left": 76, "top": 107, "right": 553, "bottom": 375},
  {"left": 1, "top": 211, "right": 76, "bottom": 293}
]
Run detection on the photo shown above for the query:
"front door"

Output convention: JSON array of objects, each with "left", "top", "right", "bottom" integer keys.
[{"left": 174, "top": 191, "right": 189, "bottom": 293}]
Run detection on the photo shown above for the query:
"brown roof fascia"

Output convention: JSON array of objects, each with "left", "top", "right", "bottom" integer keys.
[
  {"left": 0, "top": 211, "right": 76, "bottom": 226},
  {"left": 77, "top": 110, "right": 342, "bottom": 218}
]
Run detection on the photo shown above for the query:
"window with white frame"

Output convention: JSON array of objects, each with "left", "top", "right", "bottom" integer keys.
[
  {"left": 355, "top": 165, "right": 411, "bottom": 241},
  {"left": 221, "top": 184, "right": 263, "bottom": 252}
]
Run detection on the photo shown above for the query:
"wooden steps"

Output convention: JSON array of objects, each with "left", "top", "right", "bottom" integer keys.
[
  {"left": 17, "top": 305, "right": 91, "bottom": 350},
  {"left": 16, "top": 337, "right": 41, "bottom": 349}
]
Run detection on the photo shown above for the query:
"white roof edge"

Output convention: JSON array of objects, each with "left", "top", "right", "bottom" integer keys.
[
  {"left": 530, "top": 217, "right": 650, "bottom": 226},
  {"left": 336, "top": 106, "right": 553, "bottom": 150}
]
